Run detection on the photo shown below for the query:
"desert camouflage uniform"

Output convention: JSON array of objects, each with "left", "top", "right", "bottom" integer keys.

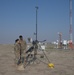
[
  {"left": 19, "top": 40, "right": 27, "bottom": 63},
  {"left": 14, "top": 43, "right": 20, "bottom": 65}
]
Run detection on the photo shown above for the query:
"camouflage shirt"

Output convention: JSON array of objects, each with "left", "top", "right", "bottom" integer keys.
[
  {"left": 19, "top": 40, "right": 27, "bottom": 52},
  {"left": 14, "top": 43, "right": 20, "bottom": 53}
]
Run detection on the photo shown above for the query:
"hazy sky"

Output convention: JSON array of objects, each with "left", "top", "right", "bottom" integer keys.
[{"left": 0, "top": 0, "right": 74, "bottom": 44}]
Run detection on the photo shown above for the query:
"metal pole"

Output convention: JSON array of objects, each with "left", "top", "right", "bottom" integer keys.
[{"left": 35, "top": 7, "right": 38, "bottom": 41}]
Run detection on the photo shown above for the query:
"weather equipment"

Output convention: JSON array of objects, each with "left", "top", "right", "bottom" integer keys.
[{"left": 23, "top": 6, "right": 54, "bottom": 69}]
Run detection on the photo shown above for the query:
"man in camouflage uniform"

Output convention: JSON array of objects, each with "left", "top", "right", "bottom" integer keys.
[
  {"left": 19, "top": 35, "right": 27, "bottom": 64},
  {"left": 14, "top": 39, "right": 20, "bottom": 65}
]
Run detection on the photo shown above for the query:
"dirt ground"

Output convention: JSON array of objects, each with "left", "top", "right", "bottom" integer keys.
[{"left": 0, "top": 44, "right": 74, "bottom": 75}]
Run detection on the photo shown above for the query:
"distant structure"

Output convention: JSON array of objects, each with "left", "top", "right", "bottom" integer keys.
[
  {"left": 58, "top": 32, "right": 62, "bottom": 49},
  {"left": 69, "top": 0, "right": 73, "bottom": 49},
  {"left": 69, "top": 0, "right": 73, "bottom": 42}
]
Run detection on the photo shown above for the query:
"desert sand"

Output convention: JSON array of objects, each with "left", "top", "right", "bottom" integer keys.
[{"left": 0, "top": 44, "right": 74, "bottom": 75}]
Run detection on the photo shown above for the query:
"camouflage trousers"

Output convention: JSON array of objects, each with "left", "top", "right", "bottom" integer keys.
[{"left": 14, "top": 50, "right": 26, "bottom": 65}]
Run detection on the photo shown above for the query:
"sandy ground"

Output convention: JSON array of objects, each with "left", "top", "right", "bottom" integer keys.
[{"left": 0, "top": 44, "right": 74, "bottom": 75}]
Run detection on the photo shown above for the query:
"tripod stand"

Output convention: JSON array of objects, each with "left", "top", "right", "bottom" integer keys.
[{"left": 24, "top": 40, "right": 51, "bottom": 68}]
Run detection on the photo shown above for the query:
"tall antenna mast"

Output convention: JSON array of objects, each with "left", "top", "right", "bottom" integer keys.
[
  {"left": 35, "top": 6, "right": 38, "bottom": 41},
  {"left": 69, "top": 0, "right": 73, "bottom": 42}
]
